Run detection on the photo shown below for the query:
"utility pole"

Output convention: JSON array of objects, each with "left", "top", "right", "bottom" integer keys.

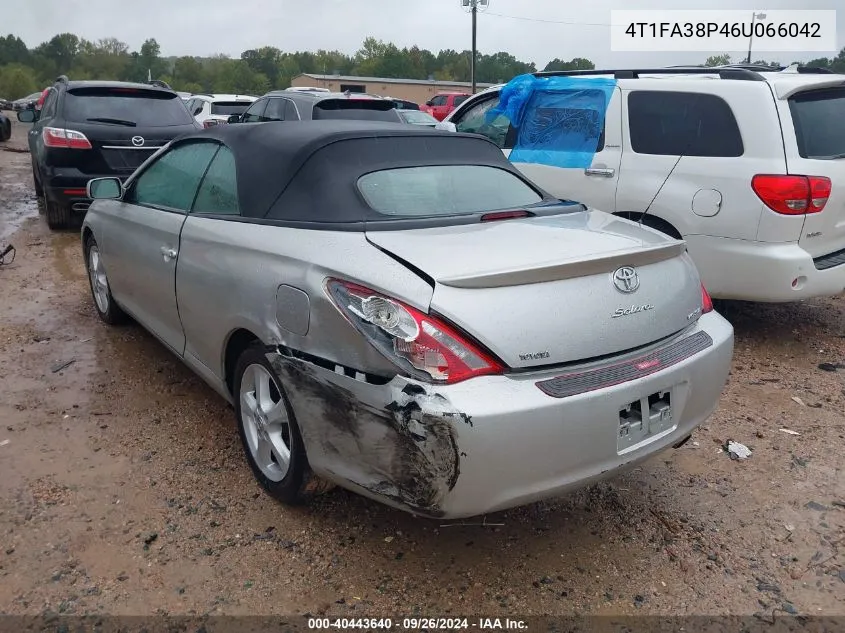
[
  {"left": 471, "top": 2, "right": 477, "bottom": 94},
  {"left": 746, "top": 12, "right": 767, "bottom": 64},
  {"left": 462, "top": 0, "right": 489, "bottom": 94}
]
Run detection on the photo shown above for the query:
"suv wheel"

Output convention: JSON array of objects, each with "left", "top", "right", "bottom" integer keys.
[{"left": 45, "top": 197, "right": 71, "bottom": 230}]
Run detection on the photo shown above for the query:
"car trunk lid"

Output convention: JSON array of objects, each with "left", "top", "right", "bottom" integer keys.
[{"left": 367, "top": 211, "right": 704, "bottom": 369}]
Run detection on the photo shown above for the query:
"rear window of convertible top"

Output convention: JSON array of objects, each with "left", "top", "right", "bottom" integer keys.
[{"left": 357, "top": 165, "right": 544, "bottom": 216}]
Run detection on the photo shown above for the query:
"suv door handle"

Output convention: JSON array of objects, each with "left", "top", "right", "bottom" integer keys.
[
  {"left": 585, "top": 167, "right": 616, "bottom": 177},
  {"left": 160, "top": 246, "right": 178, "bottom": 261}
]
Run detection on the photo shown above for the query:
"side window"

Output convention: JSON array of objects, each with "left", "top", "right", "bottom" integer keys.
[
  {"left": 191, "top": 100, "right": 205, "bottom": 117},
  {"left": 628, "top": 91, "right": 743, "bottom": 157},
  {"left": 40, "top": 89, "right": 58, "bottom": 119},
  {"left": 263, "top": 98, "right": 286, "bottom": 122},
  {"left": 127, "top": 142, "right": 219, "bottom": 212},
  {"left": 284, "top": 99, "right": 300, "bottom": 121},
  {"left": 453, "top": 95, "right": 469, "bottom": 107},
  {"left": 193, "top": 146, "right": 239, "bottom": 215},
  {"left": 184, "top": 98, "right": 195, "bottom": 114},
  {"left": 242, "top": 99, "right": 268, "bottom": 123},
  {"left": 430, "top": 95, "right": 447, "bottom": 106},
  {"left": 453, "top": 96, "right": 514, "bottom": 149}
]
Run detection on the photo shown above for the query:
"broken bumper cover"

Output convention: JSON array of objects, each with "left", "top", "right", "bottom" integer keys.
[{"left": 272, "top": 311, "right": 734, "bottom": 519}]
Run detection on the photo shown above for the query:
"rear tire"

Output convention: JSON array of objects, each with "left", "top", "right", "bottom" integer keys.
[
  {"left": 45, "top": 197, "right": 71, "bottom": 230},
  {"left": 234, "top": 345, "right": 326, "bottom": 505}
]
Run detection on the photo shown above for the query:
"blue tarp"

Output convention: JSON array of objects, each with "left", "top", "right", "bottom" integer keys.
[{"left": 489, "top": 74, "right": 617, "bottom": 169}]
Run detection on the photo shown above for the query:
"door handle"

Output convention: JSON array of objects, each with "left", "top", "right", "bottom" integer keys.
[
  {"left": 160, "top": 246, "right": 178, "bottom": 261},
  {"left": 585, "top": 167, "right": 616, "bottom": 177}
]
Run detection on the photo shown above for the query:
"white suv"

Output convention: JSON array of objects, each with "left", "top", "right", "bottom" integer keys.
[
  {"left": 184, "top": 94, "right": 257, "bottom": 128},
  {"left": 438, "top": 66, "right": 845, "bottom": 302}
]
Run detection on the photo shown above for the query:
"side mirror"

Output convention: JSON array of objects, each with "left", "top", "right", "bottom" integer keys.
[
  {"left": 17, "top": 109, "right": 36, "bottom": 123},
  {"left": 436, "top": 121, "right": 458, "bottom": 133},
  {"left": 425, "top": 101, "right": 433, "bottom": 107},
  {"left": 87, "top": 177, "right": 122, "bottom": 200},
  {"left": 227, "top": 114, "right": 241, "bottom": 124}
]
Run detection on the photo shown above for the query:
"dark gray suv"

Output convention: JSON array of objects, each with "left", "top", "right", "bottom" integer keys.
[{"left": 228, "top": 90, "right": 403, "bottom": 124}]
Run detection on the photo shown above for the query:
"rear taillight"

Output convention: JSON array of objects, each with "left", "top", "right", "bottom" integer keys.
[
  {"left": 751, "top": 174, "right": 831, "bottom": 215},
  {"left": 326, "top": 279, "right": 504, "bottom": 384},
  {"left": 203, "top": 119, "right": 220, "bottom": 128},
  {"left": 701, "top": 284, "right": 714, "bottom": 314},
  {"left": 43, "top": 127, "right": 92, "bottom": 149}
]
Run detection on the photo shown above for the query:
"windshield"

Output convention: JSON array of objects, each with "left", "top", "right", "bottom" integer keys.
[
  {"left": 357, "top": 165, "right": 543, "bottom": 217},
  {"left": 64, "top": 88, "right": 195, "bottom": 127},
  {"left": 210, "top": 101, "right": 253, "bottom": 116},
  {"left": 788, "top": 87, "right": 845, "bottom": 159},
  {"left": 312, "top": 99, "right": 400, "bottom": 122},
  {"left": 400, "top": 110, "right": 438, "bottom": 125}
]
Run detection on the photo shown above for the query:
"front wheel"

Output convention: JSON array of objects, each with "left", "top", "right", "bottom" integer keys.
[
  {"left": 84, "top": 235, "right": 127, "bottom": 325},
  {"left": 234, "top": 345, "right": 316, "bottom": 504}
]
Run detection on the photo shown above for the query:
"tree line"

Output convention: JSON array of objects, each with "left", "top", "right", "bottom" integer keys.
[
  {"left": 1, "top": 32, "right": 843, "bottom": 100},
  {"left": 0, "top": 33, "right": 596, "bottom": 99}
]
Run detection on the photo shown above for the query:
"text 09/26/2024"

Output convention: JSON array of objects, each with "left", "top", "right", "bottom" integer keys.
[
  {"left": 610, "top": 9, "right": 837, "bottom": 52},
  {"left": 307, "top": 618, "right": 528, "bottom": 630}
]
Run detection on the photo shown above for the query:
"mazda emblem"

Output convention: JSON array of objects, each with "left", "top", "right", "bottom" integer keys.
[
  {"left": 612, "top": 266, "right": 640, "bottom": 293},
  {"left": 131, "top": 136, "right": 145, "bottom": 147}
]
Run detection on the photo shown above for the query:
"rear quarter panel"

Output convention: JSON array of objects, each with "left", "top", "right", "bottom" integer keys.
[{"left": 175, "top": 216, "right": 434, "bottom": 382}]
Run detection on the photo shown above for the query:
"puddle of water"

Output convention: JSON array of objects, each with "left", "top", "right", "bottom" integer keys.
[{"left": 0, "top": 181, "right": 39, "bottom": 242}]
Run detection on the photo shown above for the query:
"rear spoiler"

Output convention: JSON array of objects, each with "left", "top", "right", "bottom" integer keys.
[{"left": 774, "top": 78, "right": 845, "bottom": 100}]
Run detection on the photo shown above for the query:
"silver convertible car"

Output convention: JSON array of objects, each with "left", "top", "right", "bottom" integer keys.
[{"left": 81, "top": 121, "right": 734, "bottom": 519}]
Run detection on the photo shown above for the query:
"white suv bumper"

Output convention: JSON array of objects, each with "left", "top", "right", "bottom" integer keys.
[{"left": 686, "top": 235, "right": 845, "bottom": 302}]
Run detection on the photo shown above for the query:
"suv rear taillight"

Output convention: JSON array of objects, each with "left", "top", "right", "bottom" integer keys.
[
  {"left": 326, "top": 279, "right": 504, "bottom": 384},
  {"left": 751, "top": 174, "right": 831, "bottom": 215},
  {"left": 701, "top": 284, "right": 714, "bottom": 314},
  {"left": 203, "top": 119, "right": 220, "bottom": 128},
  {"left": 43, "top": 127, "right": 92, "bottom": 149}
]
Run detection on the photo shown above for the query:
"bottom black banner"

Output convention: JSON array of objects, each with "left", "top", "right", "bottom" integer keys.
[{"left": 0, "top": 615, "right": 842, "bottom": 633}]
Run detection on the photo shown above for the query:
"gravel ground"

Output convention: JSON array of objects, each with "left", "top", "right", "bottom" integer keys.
[{"left": 0, "top": 119, "right": 843, "bottom": 619}]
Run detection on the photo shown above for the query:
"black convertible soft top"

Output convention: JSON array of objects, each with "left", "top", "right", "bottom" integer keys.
[{"left": 186, "top": 120, "right": 552, "bottom": 225}]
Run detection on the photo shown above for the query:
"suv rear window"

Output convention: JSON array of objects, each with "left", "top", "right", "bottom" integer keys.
[
  {"left": 628, "top": 91, "right": 743, "bottom": 157},
  {"left": 788, "top": 87, "right": 845, "bottom": 159},
  {"left": 312, "top": 99, "right": 399, "bottom": 122},
  {"left": 210, "top": 101, "right": 252, "bottom": 116},
  {"left": 63, "top": 88, "right": 195, "bottom": 127},
  {"left": 357, "top": 165, "right": 543, "bottom": 217}
]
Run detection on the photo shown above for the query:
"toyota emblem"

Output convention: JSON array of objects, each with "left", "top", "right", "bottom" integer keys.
[
  {"left": 612, "top": 266, "right": 640, "bottom": 293},
  {"left": 131, "top": 136, "right": 145, "bottom": 147}
]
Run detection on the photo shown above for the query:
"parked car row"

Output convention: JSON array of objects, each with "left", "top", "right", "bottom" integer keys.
[{"left": 14, "top": 63, "right": 844, "bottom": 519}]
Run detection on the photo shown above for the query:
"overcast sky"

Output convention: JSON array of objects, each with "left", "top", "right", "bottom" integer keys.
[{"left": 11, "top": 0, "right": 844, "bottom": 68}]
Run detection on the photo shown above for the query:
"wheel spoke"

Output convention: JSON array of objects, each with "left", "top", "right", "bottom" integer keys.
[
  {"left": 265, "top": 398, "right": 288, "bottom": 425},
  {"left": 241, "top": 390, "right": 258, "bottom": 417},
  {"left": 255, "top": 436, "right": 274, "bottom": 469}
]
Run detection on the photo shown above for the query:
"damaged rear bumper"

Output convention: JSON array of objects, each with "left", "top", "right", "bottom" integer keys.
[{"left": 269, "top": 311, "right": 734, "bottom": 519}]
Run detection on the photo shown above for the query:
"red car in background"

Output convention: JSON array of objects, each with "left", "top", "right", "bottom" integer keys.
[{"left": 420, "top": 92, "right": 471, "bottom": 121}]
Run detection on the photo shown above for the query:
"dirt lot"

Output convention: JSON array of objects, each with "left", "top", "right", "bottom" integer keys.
[{"left": 0, "top": 118, "right": 843, "bottom": 620}]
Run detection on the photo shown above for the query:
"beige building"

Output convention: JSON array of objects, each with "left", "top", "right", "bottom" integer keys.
[{"left": 289, "top": 73, "right": 497, "bottom": 105}]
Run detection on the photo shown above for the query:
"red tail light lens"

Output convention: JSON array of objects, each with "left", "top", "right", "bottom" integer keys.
[
  {"left": 751, "top": 174, "right": 831, "bottom": 215},
  {"left": 43, "top": 127, "right": 92, "bottom": 149},
  {"left": 480, "top": 210, "right": 532, "bottom": 222},
  {"left": 326, "top": 279, "right": 504, "bottom": 384},
  {"left": 701, "top": 284, "right": 714, "bottom": 314}
]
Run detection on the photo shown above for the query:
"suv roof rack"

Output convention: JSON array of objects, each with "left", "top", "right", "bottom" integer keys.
[
  {"left": 147, "top": 79, "right": 173, "bottom": 90},
  {"left": 719, "top": 63, "right": 835, "bottom": 75},
  {"left": 534, "top": 67, "right": 768, "bottom": 81}
]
